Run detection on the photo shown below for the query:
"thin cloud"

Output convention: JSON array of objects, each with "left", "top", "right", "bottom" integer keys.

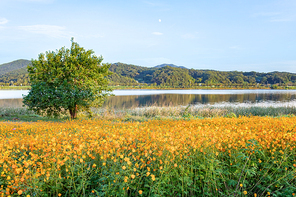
[
  {"left": 142, "top": 1, "right": 171, "bottom": 11},
  {"left": 181, "top": 33, "right": 197, "bottom": 39},
  {"left": 272, "top": 60, "right": 296, "bottom": 66},
  {"left": 252, "top": 12, "right": 281, "bottom": 17},
  {"left": 0, "top": 18, "right": 8, "bottom": 25},
  {"left": 239, "top": 61, "right": 296, "bottom": 73},
  {"left": 270, "top": 15, "right": 296, "bottom": 22},
  {"left": 152, "top": 32, "right": 163, "bottom": 36},
  {"left": 229, "top": 46, "right": 241, "bottom": 50},
  {"left": 143, "top": 1, "right": 166, "bottom": 7},
  {"left": 19, "top": 25, "right": 73, "bottom": 38},
  {"left": 143, "top": 1, "right": 159, "bottom": 6},
  {"left": 79, "top": 34, "right": 104, "bottom": 39},
  {"left": 252, "top": 10, "right": 296, "bottom": 22},
  {"left": 132, "top": 57, "right": 172, "bottom": 66},
  {"left": 17, "top": 0, "right": 54, "bottom": 3}
]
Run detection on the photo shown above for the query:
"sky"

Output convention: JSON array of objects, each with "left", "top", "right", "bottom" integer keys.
[{"left": 0, "top": 0, "right": 295, "bottom": 73}]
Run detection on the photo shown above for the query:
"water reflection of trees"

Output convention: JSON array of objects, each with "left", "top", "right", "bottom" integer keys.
[
  {"left": 2, "top": 93, "right": 296, "bottom": 109},
  {"left": 103, "top": 94, "right": 296, "bottom": 109},
  {"left": 0, "top": 99, "right": 24, "bottom": 107}
]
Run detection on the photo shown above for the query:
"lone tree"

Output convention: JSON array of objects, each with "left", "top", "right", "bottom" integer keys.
[{"left": 23, "top": 38, "right": 112, "bottom": 119}]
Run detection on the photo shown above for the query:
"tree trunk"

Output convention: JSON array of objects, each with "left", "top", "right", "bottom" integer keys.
[{"left": 69, "top": 105, "right": 78, "bottom": 119}]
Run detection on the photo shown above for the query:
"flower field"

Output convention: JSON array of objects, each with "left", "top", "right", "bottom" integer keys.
[{"left": 0, "top": 117, "right": 295, "bottom": 196}]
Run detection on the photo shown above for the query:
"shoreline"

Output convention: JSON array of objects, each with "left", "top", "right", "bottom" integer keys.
[{"left": 1, "top": 85, "right": 296, "bottom": 90}]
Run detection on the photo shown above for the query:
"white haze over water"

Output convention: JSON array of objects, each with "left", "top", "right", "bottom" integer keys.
[
  {"left": 133, "top": 100, "right": 296, "bottom": 111},
  {"left": 192, "top": 100, "right": 296, "bottom": 108}
]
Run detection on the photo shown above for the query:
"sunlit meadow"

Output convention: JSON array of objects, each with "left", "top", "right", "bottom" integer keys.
[{"left": 0, "top": 117, "right": 295, "bottom": 196}]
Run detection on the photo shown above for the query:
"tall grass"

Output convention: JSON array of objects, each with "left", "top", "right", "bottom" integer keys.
[
  {"left": 0, "top": 86, "right": 30, "bottom": 90},
  {"left": 0, "top": 107, "right": 34, "bottom": 117},
  {"left": 89, "top": 105, "right": 296, "bottom": 121},
  {"left": 2, "top": 104, "right": 296, "bottom": 121}
]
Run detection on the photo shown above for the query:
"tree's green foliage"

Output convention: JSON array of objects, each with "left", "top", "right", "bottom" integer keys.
[{"left": 23, "top": 38, "right": 112, "bottom": 119}]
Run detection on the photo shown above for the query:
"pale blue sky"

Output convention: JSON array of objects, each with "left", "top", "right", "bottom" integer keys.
[{"left": 0, "top": 0, "right": 295, "bottom": 72}]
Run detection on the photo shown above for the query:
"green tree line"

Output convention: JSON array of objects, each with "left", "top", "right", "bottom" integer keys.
[
  {"left": 1, "top": 60, "right": 296, "bottom": 88},
  {"left": 108, "top": 63, "right": 296, "bottom": 88}
]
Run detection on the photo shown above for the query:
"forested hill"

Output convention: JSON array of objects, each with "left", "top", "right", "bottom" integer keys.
[
  {"left": 108, "top": 62, "right": 296, "bottom": 88},
  {"left": 154, "top": 64, "right": 187, "bottom": 69},
  {"left": 1, "top": 60, "right": 296, "bottom": 88},
  {"left": 0, "top": 59, "right": 31, "bottom": 76},
  {"left": 0, "top": 60, "right": 31, "bottom": 86}
]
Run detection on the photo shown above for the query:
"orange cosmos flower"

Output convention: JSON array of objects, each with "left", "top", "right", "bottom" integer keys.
[{"left": 18, "top": 190, "right": 23, "bottom": 195}]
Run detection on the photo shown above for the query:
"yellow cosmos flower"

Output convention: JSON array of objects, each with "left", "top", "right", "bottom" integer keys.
[{"left": 151, "top": 174, "right": 155, "bottom": 181}]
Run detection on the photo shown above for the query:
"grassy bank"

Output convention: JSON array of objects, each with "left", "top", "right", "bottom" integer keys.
[
  {"left": 2, "top": 105, "right": 296, "bottom": 122},
  {"left": 0, "top": 86, "right": 31, "bottom": 90},
  {"left": 92, "top": 105, "right": 296, "bottom": 121}
]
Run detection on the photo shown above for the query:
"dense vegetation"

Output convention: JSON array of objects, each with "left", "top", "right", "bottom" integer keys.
[
  {"left": 0, "top": 117, "right": 295, "bottom": 196},
  {"left": 1, "top": 105, "right": 295, "bottom": 195},
  {"left": 0, "top": 60, "right": 31, "bottom": 86},
  {"left": 1, "top": 60, "right": 296, "bottom": 88},
  {"left": 0, "top": 67, "right": 29, "bottom": 86},
  {"left": 108, "top": 63, "right": 296, "bottom": 88},
  {"left": 23, "top": 39, "right": 112, "bottom": 119}
]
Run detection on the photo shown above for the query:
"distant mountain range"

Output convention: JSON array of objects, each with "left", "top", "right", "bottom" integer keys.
[
  {"left": 1, "top": 59, "right": 296, "bottom": 87},
  {"left": 154, "top": 64, "right": 187, "bottom": 69}
]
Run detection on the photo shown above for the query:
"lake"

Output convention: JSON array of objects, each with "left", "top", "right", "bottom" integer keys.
[{"left": 1, "top": 89, "right": 296, "bottom": 108}]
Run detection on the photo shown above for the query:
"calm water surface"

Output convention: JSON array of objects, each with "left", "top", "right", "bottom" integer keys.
[{"left": 1, "top": 89, "right": 296, "bottom": 108}]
